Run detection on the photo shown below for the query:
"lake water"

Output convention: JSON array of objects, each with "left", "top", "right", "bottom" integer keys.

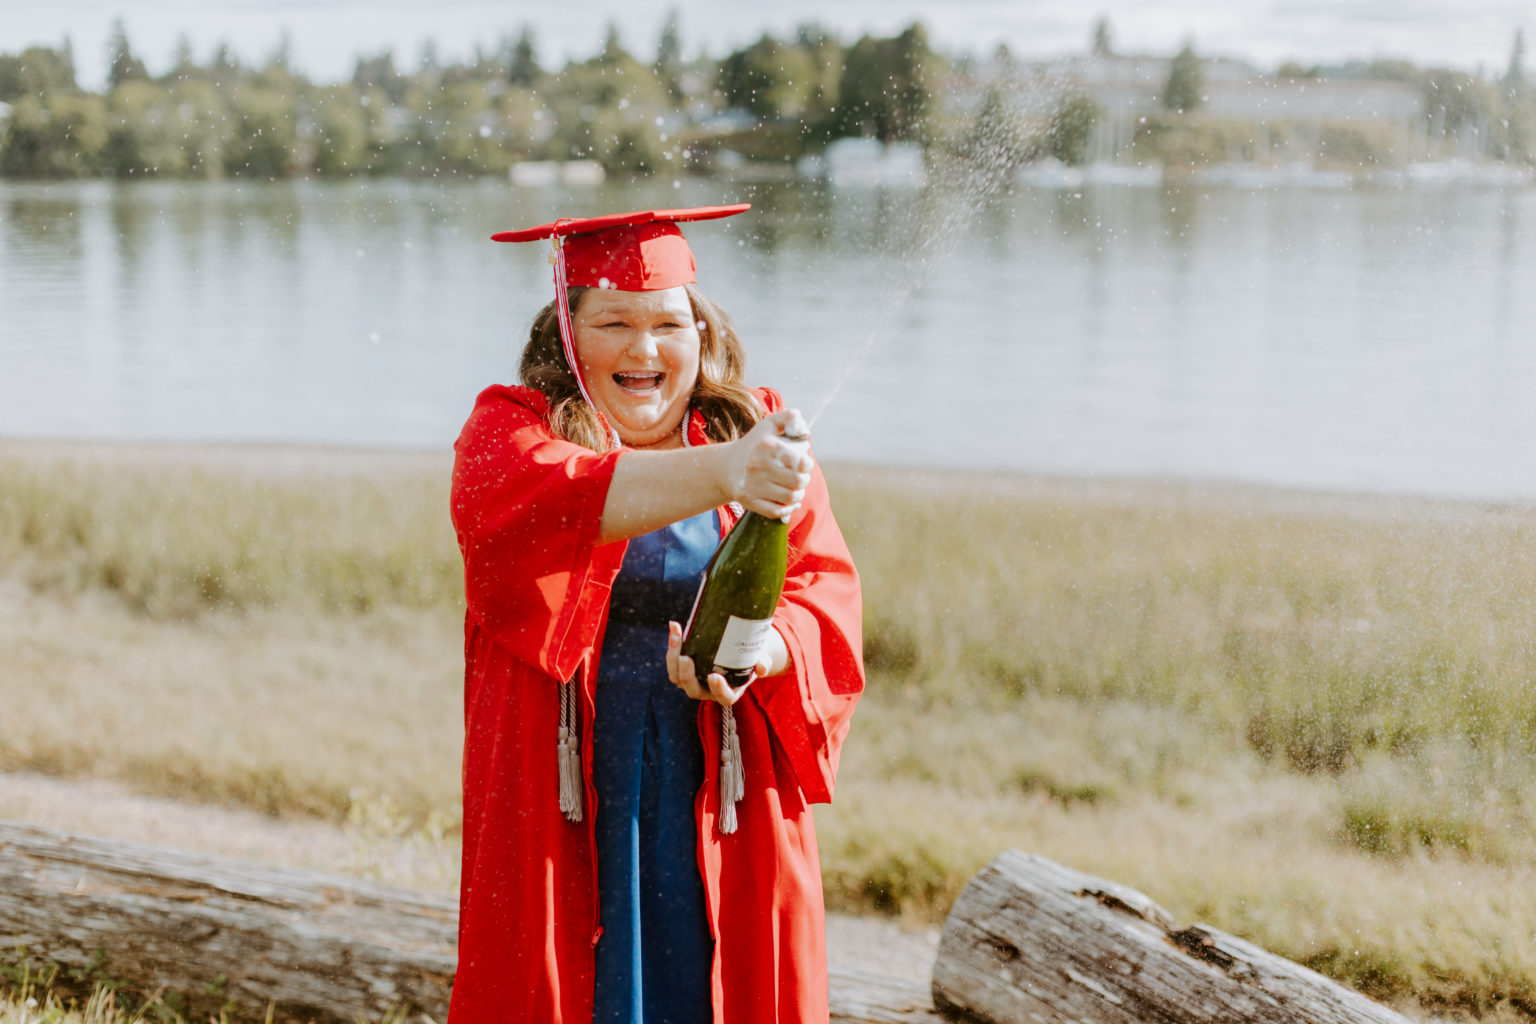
[{"left": 3, "top": 175, "right": 1534, "bottom": 500}]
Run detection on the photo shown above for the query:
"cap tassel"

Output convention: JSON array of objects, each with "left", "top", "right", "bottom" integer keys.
[
  {"left": 558, "top": 679, "right": 583, "bottom": 823},
  {"left": 551, "top": 237, "right": 591, "bottom": 405},
  {"left": 719, "top": 705, "right": 745, "bottom": 835},
  {"left": 552, "top": 234, "right": 622, "bottom": 451}
]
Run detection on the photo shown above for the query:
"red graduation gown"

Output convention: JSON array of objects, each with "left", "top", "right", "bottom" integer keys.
[{"left": 447, "top": 384, "right": 864, "bottom": 1024}]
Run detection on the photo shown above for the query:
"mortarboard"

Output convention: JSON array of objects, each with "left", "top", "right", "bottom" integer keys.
[{"left": 493, "top": 205, "right": 751, "bottom": 416}]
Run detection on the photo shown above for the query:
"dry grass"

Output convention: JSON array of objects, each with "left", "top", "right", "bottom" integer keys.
[
  {"left": 0, "top": 443, "right": 460, "bottom": 617},
  {"left": 836, "top": 467, "right": 1536, "bottom": 773},
  {"left": 0, "top": 962, "right": 421, "bottom": 1024},
  {"left": 0, "top": 582, "right": 461, "bottom": 824},
  {"left": 5, "top": 445, "right": 1536, "bottom": 1019},
  {"left": 816, "top": 693, "right": 1536, "bottom": 1016}
]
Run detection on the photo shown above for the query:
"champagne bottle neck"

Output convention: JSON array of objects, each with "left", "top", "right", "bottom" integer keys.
[{"left": 739, "top": 508, "right": 789, "bottom": 529}]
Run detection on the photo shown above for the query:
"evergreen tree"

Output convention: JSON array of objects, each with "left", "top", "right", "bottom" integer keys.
[
  {"left": 600, "top": 22, "right": 630, "bottom": 65},
  {"left": 795, "top": 23, "right": 832, "bottom": 51},
  {"left": 798, "top": 26, "right": 844, "bottom": 136},
  {"left": 1047, "top": 93, "right": 1099, "bottom": 164},
  {"left": 656, "top": 10, "right": 682, "bottom": 70},
  {"left": 1504, "top": 30, "right": 1526, "bottom": 100},
  {"left": 352, "top": 51, "right": 406, "bottom": 104},
  {"left": 210, "top": 42, "right": 242, "bottom": 86},
  {"left": 889, "top": 22, "right": 933, "bottom": 141},
  {"left": 963, "top": 87, "right": 1032, "bottom": 168},
  {"left": 654, "top": 9, "right": 683, "bottom": 102},
  {"left": 833, "top": 22, "right": 934, "bottom": 142},
  {"left": 167, "top": 34, "right": 198, "bottom": 81},
  {"left": 508, "top": 26, "right": 540, "bottom": 86},
  {"left": 106, "top": 18, "right": 149, "bottom": 90},
  {"left": 1093, "top": 18, "right": 1114, "bottom": 58},
  {"left": 258, "top": 30, "right": 300, "bottom": 89},
  {"left": 61, "top": 38, "right": 77, "bottom": 88},
  {"left": 834, "top": 35, "right": 885, "bottom": 138},
  {"left": 271, "top": 30, "right": 292, "bottom": 71},
  {"left": 1162, "top": 43, "right": 1203, "bottom": 113},
  {"left": 718, "top": 34, "right": 815, "bottom": 119},
  {"left": 418, "top": 39, "right": 439, "bottom": 74}
]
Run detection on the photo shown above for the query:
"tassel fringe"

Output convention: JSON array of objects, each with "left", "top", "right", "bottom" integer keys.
[
  {"left": 719, "top": 705, "right": 745, "bottom": 834},
  {"left": 559, "top": 678, "right": 744, "bottom": 833},
  {"left": 558, "top": 680, "right": 583, "bottom": 822}
]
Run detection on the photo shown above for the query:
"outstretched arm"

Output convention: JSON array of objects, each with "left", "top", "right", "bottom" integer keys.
[{"left": 596, "top": 408, "right": 813, "bottom": 544}]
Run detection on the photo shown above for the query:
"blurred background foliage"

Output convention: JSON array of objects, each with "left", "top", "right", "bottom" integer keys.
[
  {"left": 0, "top": 16, "right": 941, "bottom": 180},
  {"left": 2, "top": 15, "right": 1532, "bottom": 181}
]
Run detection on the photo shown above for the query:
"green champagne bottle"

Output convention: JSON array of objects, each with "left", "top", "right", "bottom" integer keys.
[{"left": 681, "top": 432, "right": 808, "bottom": 687}]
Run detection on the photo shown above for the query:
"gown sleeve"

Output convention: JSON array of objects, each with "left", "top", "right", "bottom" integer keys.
[
  {"left": 749, "top": 389, "right": 865, "bottom": 805},
  {"left": 450, "top": 385, "right": 627, "bottom": 682}
]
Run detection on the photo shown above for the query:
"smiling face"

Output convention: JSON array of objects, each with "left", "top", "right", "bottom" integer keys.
[{"left": 570, "top": 285, "right": 701, "bottom": 448}]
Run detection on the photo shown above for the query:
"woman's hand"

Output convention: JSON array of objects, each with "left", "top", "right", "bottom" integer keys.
[
  {"left": 666, "top": 621, "right": 784, "bottom": 706},
  {"left": 717, "top": 409, "right": 814, "bottom": 522}
]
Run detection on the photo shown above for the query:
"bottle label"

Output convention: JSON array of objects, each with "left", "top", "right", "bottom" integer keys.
[{"left": 713, "top": 615, "right": 774, "bottom": 670}]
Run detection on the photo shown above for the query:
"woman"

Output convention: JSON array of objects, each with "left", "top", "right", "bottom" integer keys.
[{"left": 448, "top": 205, "right": 864, "bottom": 1023}]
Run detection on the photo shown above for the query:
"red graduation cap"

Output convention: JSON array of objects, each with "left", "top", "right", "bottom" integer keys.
[
  {"left": 493, "top": 204, "right": 750, "bottom": 291},
  {"left": 492, "top": 204, "right": 751, "bottom": 430}
]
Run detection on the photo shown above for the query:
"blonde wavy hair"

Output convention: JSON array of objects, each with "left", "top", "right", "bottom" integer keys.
[{"left": 519, "top": 283, "right": 764, "bottom": 452}]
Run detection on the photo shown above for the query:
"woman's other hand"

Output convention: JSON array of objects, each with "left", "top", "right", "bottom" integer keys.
[
  {"left": 718, "top": 409, "right": 813, "bottom": 522},
  {"left": 666, "top": 621, "right": 780, "bottom": 706}
]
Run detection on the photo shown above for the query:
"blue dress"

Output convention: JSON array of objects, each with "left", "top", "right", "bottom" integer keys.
[{"left": 592, "top": 509, "right": 719, "bottom": 1023}]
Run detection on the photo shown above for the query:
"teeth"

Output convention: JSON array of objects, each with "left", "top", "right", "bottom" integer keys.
[{"left": 615, "top": 372, "right": 662, "bottom": 391}]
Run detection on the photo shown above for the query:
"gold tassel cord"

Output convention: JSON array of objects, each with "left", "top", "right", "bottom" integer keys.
[
  {"left": 558, "top": 679, "right": 583, "bottom": 823},
  {"left": 719, "top": 704, "right": 745, "bottom": 834}
]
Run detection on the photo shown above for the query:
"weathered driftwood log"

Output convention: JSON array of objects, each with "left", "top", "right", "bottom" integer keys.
[
  {"left": 0, "top": 820, "right": 940, "bottom": 1023},
  {"left": 831, "top": 967, "right": 946, "bottom": 1024},
  {"left": 1, "top": 820, "right": 457, "bottom": 1021},
  {"left": 932, "top": 849, "right": 1412, "bottom": 1024}
]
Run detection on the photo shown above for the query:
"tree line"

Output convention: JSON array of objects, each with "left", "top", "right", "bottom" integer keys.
[
  {"left": 0, "top": 17, "right": 1531, "bottom": 181},
  {"left": 0, "top": 17, "right": 939, "bottom": 180}
]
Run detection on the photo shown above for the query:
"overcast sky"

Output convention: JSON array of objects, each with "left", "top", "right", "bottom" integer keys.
[{"left": 1, "top": 0, "right": 1529, "bottom": 90}]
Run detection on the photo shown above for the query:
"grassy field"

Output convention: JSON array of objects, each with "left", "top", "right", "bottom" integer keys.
[{"left": 4, "top": 442, "right": 1536, "bottom": 1020}]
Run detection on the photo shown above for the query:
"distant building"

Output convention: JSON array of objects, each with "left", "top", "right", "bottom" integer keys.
[
  {"left": 1201, "top": 77, "right": 1426, "bottom": 164},
  {"left": 510, "top": 160, "right": 605, "bottom": 187},
  {"left": 944, "top": 52, "right": 1427, "bottom": 167},
  {"left": 817, "top": 138, "right": 927, "bottom": 188}
]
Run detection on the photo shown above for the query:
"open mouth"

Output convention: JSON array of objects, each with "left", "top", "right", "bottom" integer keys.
[{"left": 614, "top": 371, "right": 664, "bottom": 394}]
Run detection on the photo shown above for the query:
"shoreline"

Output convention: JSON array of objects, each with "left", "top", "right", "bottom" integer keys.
[{"left": 6, "top": 435, "right": 1534, "bottom": 523}]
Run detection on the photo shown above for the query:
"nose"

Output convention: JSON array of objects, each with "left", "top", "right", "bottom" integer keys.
[{"left": 624, "top": 330, "right": 660, "bottom": 357}]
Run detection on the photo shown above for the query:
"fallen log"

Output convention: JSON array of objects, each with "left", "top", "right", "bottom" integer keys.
[
  {"left": 932, "top": 848, "right": 1412, "bottom": 1024},
  {"left": 1, "top": 820, "right": 457, "bottom": 1021},
  {"left": 0, "top": 820, "right": 940, "bottom": 1022}
]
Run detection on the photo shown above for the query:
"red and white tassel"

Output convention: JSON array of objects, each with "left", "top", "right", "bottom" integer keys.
[
  {"left": 558, "top": 679, "right": 583, "bottom": 823},
  {"left": 551, "top": 233, "right": 623, "bottom": 451},
  {"left": 719, "top": 705, "right": 745, "bottom": 834}
]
